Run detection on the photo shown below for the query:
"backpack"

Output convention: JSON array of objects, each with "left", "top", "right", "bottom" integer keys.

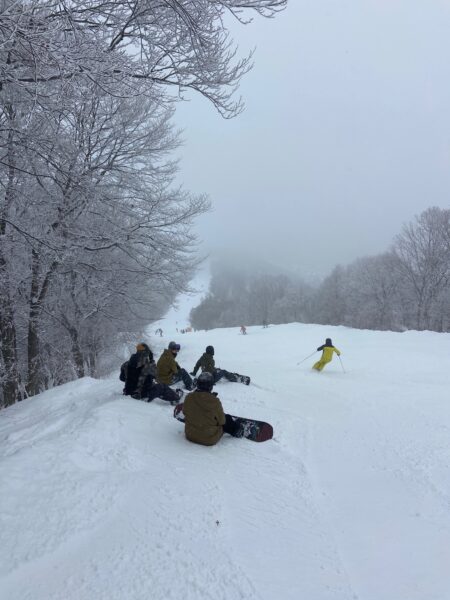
[{"left": 119, "top": 361, "right": 128, "bottom": 382}]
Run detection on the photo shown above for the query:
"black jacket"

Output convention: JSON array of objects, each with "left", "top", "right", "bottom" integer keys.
[{"left": 123, "top": 350, "right": 155, "bottom": 396}]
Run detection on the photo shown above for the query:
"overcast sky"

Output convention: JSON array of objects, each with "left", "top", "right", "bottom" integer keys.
[{"left": 174, "top": 0, "right": 450, "bottom": 279}]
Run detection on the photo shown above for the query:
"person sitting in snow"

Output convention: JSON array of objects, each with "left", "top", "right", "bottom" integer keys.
[
  {"left": 121, "top": 343, "right": 183, "bottom": 405},
  {"left": 156, "top": 341, "right": 193, "bottom": 390},
  {"left": 191, "top": 345, "right": 250, "bottom": 385},
  {"left": 182, "top": 372, "right": 241, "bottom": 446},
  {"left": 312, "top": 338, "right": 341, "bottom": 372}
]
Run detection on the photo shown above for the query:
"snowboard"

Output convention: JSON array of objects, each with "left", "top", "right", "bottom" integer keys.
[
  {"left": 194, "top": 374, "right": 250, "bottom": 386},
  {"left": 173, "top": 403, "right": 273, "bottom": 443},
  {"left": 235, "top": 374, "right": 251, "bottom": 386}
]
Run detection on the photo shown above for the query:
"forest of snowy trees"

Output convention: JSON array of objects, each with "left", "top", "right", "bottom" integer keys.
[
  {"left": 0, "top": 0, "right": 286, "bottom": 407},
  {"left": 191, "top": 207, "right": 450, "bottom": 334}
]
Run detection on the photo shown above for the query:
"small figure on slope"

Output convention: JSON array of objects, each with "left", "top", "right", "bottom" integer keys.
[
  {"left": 156, "top": 341, "right": 194, "bottom": 390},
  {"left": 191, "top": 345, "right": 250, "bottom": 385},
  {"left": 312, "top": 338, "right": 341, "bottom": 372},
  {"left": 180, "top": 372, "right": 272, "bottom": 445},
  {"left": 120, "top": 343, "right": 182, "bottom": 405},
  {"left": 240, "top": 325, "right": 247, "bottom": 335}
]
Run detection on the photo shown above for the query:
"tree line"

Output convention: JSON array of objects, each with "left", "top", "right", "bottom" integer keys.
[
  {"left": 0, "top": 0, "right": 286, "bottom": 408},
  {"left": 190, "top": 207, "right": 450, "bottom": 334}
]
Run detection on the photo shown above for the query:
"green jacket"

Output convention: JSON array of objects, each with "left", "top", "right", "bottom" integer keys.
[
  {"left": 156, "top": 349, "right": 179, "bottom": 384},
  {"left": 192, "top": 352, "right": 215, "bottom": 375},
  {"left": 183, "top": 391, "right": 225, "bottom": 446}
]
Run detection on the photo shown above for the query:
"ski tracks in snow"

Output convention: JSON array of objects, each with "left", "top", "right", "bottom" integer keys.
[
  {"left": 1, "top": 391, "right": 259, "bottom": 600},
  {"left": 4, "top": 326, "right": 450, "bottom": 600},
  {"left": 220, "top": 383, "right": 360, "bottom": 599},
  {"left": 1, "top": 378, "right": 358, "bottom": 600},
  {"left": 0, "top": 381, "right": 129, "bottom": 586},
  {"left": 297, "top": 381, "right": 450, "bottom": 600}
]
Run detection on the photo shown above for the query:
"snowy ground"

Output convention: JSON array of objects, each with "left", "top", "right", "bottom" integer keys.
[{"left": 1, "top": 315, "right": 450, "bottom": 599}]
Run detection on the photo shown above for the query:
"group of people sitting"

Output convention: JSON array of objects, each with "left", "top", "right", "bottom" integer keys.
[
  {"left": 120, "top": 341, "right": 250, "bottom": 406},
  {"left": 120, "top": 336, "right": 341, "bottom": 447}
]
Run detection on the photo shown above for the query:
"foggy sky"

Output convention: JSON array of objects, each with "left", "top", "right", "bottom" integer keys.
[{"left": 174, "top": 0, "right": 450, "bottom": 279}]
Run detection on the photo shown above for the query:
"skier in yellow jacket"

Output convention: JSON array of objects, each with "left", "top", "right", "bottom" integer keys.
[{"left": 312, "top": 338, "right": 341, "bottom": 371}]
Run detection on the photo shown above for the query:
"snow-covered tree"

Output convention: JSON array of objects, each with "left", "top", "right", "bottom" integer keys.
[
  {"left": 392, "top": 207, "right": 450, "bottom": 330},
  {"left": 0, "top": 0, "right": 287, "bottom": 407}
]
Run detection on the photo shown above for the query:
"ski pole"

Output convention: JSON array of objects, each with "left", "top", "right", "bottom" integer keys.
[
  {"left": 297, "top": 351, "right": 317, "bottom": 366},
  {"left": 339, "top": 356, "right": 346, "bottom": 373}
]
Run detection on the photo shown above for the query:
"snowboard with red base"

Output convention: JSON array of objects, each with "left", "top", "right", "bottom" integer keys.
[{"left": 173, "top": 403, "right": 273, "bottom": 443}]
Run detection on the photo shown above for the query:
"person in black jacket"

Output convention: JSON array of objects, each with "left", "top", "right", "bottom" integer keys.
[
  {"left": 191, "top": 345, "right": 250, "bottom": 385},
  {"left": 120, "top": 343, "right": 182, "bottom": 405}
]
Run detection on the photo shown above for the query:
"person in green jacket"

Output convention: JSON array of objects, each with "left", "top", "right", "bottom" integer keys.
[
  {"left": 156, "top": 341, "right": 193, "bottom": 390},
  {"left": 182, "top": 372, "right": 240, "bottom": 446},
  {"left": 191, "top": 345, "right": 250, "bottom": 385},
  {"left": 312, "top": 338, "right": 341, "bottom": 372}
]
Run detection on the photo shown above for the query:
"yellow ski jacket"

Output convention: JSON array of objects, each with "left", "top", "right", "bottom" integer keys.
[{"left": 317, "top": 345, "right": 340, "bottom": 362}]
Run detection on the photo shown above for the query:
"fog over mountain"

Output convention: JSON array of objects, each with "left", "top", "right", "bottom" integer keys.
[{"left": 175, "top": 0, "right": 450, "bottom": 277}]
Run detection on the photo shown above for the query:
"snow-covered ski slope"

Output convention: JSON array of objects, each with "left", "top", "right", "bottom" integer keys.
[{"left": 1, "top": 322, "right": 450, "bottom": 600}]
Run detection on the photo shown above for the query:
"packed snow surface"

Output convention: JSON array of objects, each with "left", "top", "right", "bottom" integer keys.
[{"left": 1, "top": 317, "right": 450, "bottom": 599}]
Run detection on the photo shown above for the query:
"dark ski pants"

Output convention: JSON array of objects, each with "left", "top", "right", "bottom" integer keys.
[
  {"left": 171, "top": 368, "right": 193, "bottom": 391},
  {"left": 223, "top": 414, "right": 240, "bottom": 436},
  {"left": 147, "top": 383, "right": 179, "bottom": 404},
  {"left": 213, "top": 369, "right": 238, "bottom": 384}
]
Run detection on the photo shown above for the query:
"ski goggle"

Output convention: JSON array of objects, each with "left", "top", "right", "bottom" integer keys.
[{"left": 170, "top": 343, "right": 181, "bottom": 351}]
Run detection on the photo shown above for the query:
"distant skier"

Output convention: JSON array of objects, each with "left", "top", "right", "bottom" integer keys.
[
  {"left": 156, "top": 341, "right": 193, "bottom": 390},
  {"left": 120, "top": 343, "right": 182, "bottom": 404},
  {"left": 155, "top": 328, "right": 163, "bottom": 337},
  {"left": 182, "top": 373, "right": 242, "bottom": 446},
  {"left": 312, "top": 338, "right": 341, "bottom": 372},
  {"left": 190, "top": 345, "right": 250, "bottom": 385},
  {"left": 240, "top": 325, "right": 247, "bottom": 335},
  {"left": 262, "top": 320, "right": 268, "bottom": 328}
]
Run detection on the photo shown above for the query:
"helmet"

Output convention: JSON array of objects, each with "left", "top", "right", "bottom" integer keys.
[
  {"left": 196, "top": 371, "right": 214, "bottom": 393},
  {"left": 325, "top": 338, "right": 332, "bottom": 345},
  {"left": 168, "top": 341, "right": 181, "bottom": 352},
  {"left": 205, "top": 345, "right": 214, "bottom": 355}
]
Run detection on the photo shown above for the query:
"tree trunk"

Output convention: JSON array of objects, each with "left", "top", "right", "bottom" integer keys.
[
  {"left": 0, "top": 123, "right": 21, "bottom": 406},
  {"left": 26, "top": 249, "right": 42, "bottom": 396},
  {"left": 68, "top": 326, "right": 85, "bottom": 378},
  {"left": 87, "top": 350, "right": 97, "bottom": 377},
  {"left": 25, "top": 251, "right": 58, "bottom": 397},
  {"left": 0, "top": 288, "right": 20, "bottom": 406}
]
